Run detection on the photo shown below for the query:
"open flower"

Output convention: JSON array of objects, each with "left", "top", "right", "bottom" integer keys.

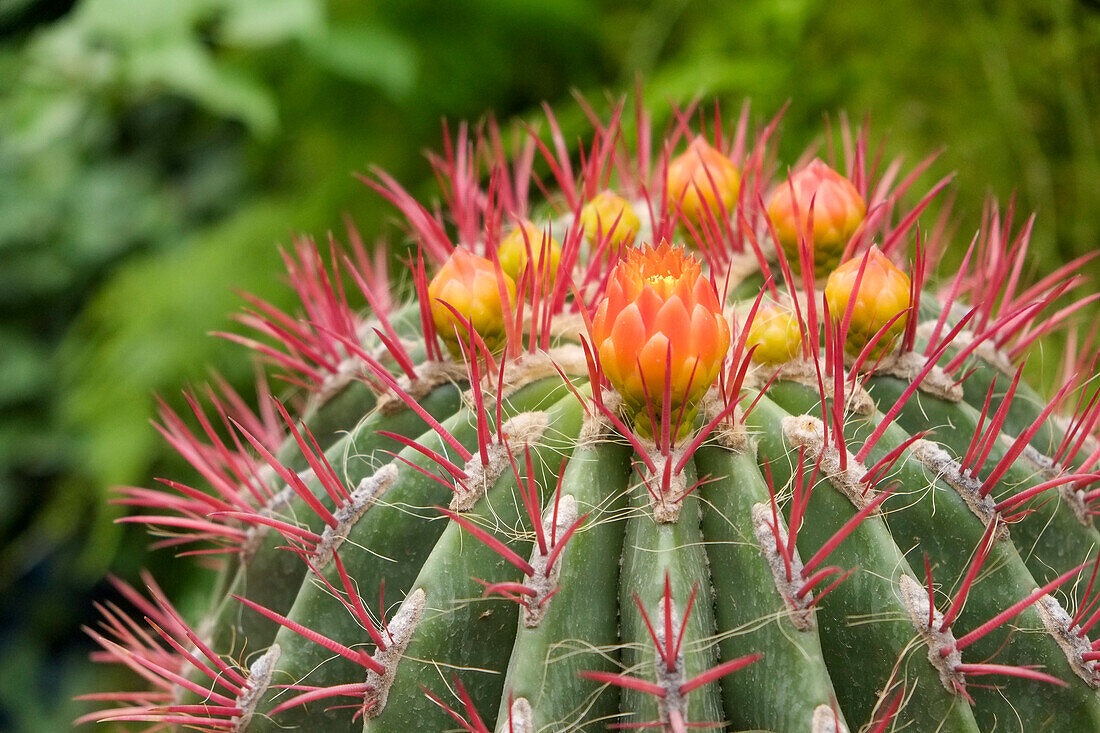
[
  {"left": 428, "top": 248, "right": 515, "bottom": 357},
  {"left": 824, "top": 245, "right": 910, "bottom": 356},
  {"left": 666, "top": 137, "right": 741, "bottom": 226},
  {"left": 592, "top": 241, "right": 730, "bottom": 436},
  {"left": 767, "top": 158, "right": 866, "bottom": 274}
]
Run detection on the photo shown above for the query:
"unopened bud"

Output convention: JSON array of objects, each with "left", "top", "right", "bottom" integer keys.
[
  {"left": 666, "top": 137, "right": 741, "bottom": 226},
  {"left": 579, "top": 190, "right": 640, "bottom": 257},
  {"left": 428, "top": 249, "right": 515, "bottom": 358},
  {"left": 767, "top": 159, "right": 866, "bottom": 274},
  {"left": 746, "top": 303, "right": 803, "bottom": 364},
  {"left": 497, "top": 220, "right": 562, "bottom": 291},
  {"left": 824, "top": 246, "right": 910, "bottom": 356}
]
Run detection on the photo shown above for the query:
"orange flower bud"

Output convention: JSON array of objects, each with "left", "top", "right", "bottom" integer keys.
[
  {"left": 497, "top": 220, "right": 561, "bottom": 290},
  {"left": 666, "top": 137, "right": 741, "bottom": 226},
  {"left": 824, "top": 246, "right": 910, "bottom": 356},
  {"left": 428, "top": 248, "right": 515, "bottom": 357},
  {"left": 579, "top": 190, "right": 640, "bottom": 257},
  {"left": 746, "top": 303, "right": 803, "bottom": 364},
  {"left": 592, "top": 241, "right": 730, "bottom": 436},
  {"left": 767, "top": 159, "right": 866, "bottom": 274}
]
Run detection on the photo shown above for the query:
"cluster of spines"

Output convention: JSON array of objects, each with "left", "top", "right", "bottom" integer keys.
[
  {"left": 77, "top": 573, "right": 278, "bottom": 731},
  {"left": 113, "top": 372, "right": 285, "bottom": 558}
]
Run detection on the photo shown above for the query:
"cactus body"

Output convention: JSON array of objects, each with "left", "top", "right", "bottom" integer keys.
[{"left": 84, "top": 101, "right": 1100, "bottom": 733}]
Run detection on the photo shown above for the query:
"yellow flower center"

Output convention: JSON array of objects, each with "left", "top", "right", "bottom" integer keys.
[{"left": 647, "top": 274, "right": 678, "bottom": 292}]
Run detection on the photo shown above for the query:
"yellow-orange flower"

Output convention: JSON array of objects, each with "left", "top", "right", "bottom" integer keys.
[
  {"left": 767, "top": 159, "right": 866, "bottom": 274},
  {"left": 592, "top": 241, "right": 730, "bottom": 435},
  {"left": 666, "top": 137, "right": 741, "bottom": 226},
  {"left": 824, "top": 246, "right": 910, "bottom": 356},
  {"left": 497, "top": 219, "right": 561, "bottom": 290},
  {"left": 428, "top": 248, "right": 515, "bottom": 357},
  {"left": 746, "top": 303, "right": 803, "bottom": 365},
  {"left": 579, "top": 190, "right": 640, "bottom": 257}
]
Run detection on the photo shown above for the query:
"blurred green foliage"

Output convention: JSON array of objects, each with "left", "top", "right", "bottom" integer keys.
[{"left": 0, "top": 0, "right": 1096, "bottom": 730}]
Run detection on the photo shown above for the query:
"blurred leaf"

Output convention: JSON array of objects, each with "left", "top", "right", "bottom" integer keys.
[
  {"left": 217, "top": 0, "right": 325, "bottom": 47},
  {"left": 21, "top": 19, "right": 117, "bottom": 88},
  {"left": 302, "top": 25, "right": 418, "bottom": 98},
  {"left": 60, "top": 189, "right": 337, "bottom": 489},
  {"left": 0, "top": 247, "right": 76, "bottom": 303},
  {"left": 0, "top": 415, "right": 74, "bottom": 543},
  {"left": 0, "top": 331, "right": 50, "bottom": 408},
  {"left": 0, "top": 90, "right": 91, "bottom": 156},
  {"left": 65, "top": 160, "right": 168, "bottom": 262},
  {"left": 0, "top": 636, "right": 93, "bottom": 733},
  {"left": 73, "top": 0, "right": 223, "bottom": 41},
  {"left": 124, "top": 39, "right": 279, "bottom": 137},
  {"left": 0, "top": 0, "right": 39, "bottom": 29}
]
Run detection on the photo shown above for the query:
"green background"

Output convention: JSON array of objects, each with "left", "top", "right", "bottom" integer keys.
[{"left": 0, "top": 0, "right": 1096, "bottom": 730}]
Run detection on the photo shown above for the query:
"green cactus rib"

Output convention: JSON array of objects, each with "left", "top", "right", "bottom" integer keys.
[
  {"left": 864, "top": 375, "right": 1100, "bottom": 602},
  {"left": 956, "top": 357, "right": 1080, "bottom": 460},
  {"left": 83, "top": 101, "right": 1100, "bottom": 733},
  {"left": 765, "top": 379, "right": 1100, "bottom": 730},
  {"left": 203, "top": 382, "right": 463, "bottom": 658},
  {"left": 269, "top": 300, "right": 426, "bottom": 470},
  {"left": 748, "top": 394, "right": 982, "bottom": 732},
  {"left": 494, "top": 440, "right": 633, "bottom": 731},
  {"left": 359, "top": 390, "right": 587, "bottom": 732},
  {"left": 616, "top": 464, "right": 725, "bottom": 730},
  {"left": 247, "top": 376, "right": 575, "bottom": 730},
  {"left": 910, "top": 296, "right": 1092, "bottom": 471},
  {"left": 282, "top": 381, "right": 378, "bottom": 464},
  {"left": 697, "top": 445, "right": 849, "bottom": 733}
]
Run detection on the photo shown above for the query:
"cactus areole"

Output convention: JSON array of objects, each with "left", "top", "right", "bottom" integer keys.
[{"left": 83, "top": 99, "right": 1100, "bottom": 733}]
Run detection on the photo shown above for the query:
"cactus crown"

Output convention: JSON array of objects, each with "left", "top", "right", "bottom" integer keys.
[{"left": 81, "top": 97, "right": 1100, "bottom": 733}]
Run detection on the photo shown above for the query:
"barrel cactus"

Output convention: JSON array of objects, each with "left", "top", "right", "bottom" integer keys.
[{"left": 80, "top": 98, "right": 1100, "bottom": 733}]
